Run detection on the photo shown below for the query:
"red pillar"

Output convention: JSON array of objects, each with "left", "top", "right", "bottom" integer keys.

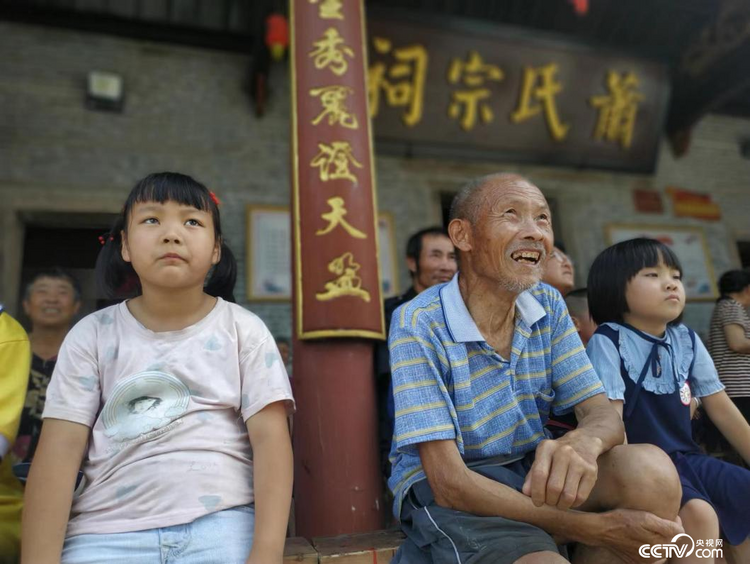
[
  {"left": 291, "top": 340, "right": 384, "bottom": 535},
  {"left": 289, "top": 0, "right": 386, "bottom": 537}
]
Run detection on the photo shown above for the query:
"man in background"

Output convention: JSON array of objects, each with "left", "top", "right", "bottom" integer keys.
[
  {"left": 542, "top": 246, "right": 583, "bottom": 438},
  {"left": 565, "top": 288, "right": 597, "bottom": 347},
  {"left": 543, "top": 244, "right": 575, "bottom": 297},
  {"left": 13, "top": 269, "right": 81, "bottom": 463},
  {"left": 376, "top": 227, "right": 457, "bottom": 476}
]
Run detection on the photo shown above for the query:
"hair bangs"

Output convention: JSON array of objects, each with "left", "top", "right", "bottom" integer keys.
[
  {"left": 625, "top": 238, "right": 683, "bottom": 279},
  {"left": 588, "top": 237, "right": 685, "bottom": 326},
  {"left": 127, "top": 172, "right": 212, "bottom": 214}
]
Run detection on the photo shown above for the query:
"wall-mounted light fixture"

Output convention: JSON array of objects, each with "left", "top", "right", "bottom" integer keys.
[{"left": 86, "top": 71, "right": 124, "bottom": 112}]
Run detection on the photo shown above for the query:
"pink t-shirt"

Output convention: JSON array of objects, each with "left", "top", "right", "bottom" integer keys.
[{"left": 42, "top": 298, "right": 294, "bottom": 536}]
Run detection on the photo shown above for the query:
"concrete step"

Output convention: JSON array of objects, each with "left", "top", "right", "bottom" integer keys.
[
  {"left": 285, "top": 530, "right": 405, "bottom": 563},
  {"left": 284, "top": 536, "right": 318, "bottom": 562}
]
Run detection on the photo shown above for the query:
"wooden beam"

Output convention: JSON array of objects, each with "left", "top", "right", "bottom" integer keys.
[{"left": 667, "top": 0, "right": 750, "bottom": 153}]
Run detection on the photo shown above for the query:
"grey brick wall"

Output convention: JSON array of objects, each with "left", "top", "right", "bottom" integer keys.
[{"left": 2, "top": 22, "right": 749, "bottom": 339}]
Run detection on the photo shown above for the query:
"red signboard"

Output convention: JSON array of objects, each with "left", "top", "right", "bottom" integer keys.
[
  {"left": 291, "top": 0, "right": 385, "bottom": 340},
  {"left": 667, "top": 187, "right": 722, "bottom": 221}
]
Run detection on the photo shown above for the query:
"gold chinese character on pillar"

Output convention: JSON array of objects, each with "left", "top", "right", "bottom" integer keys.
[
  {"left": 589, "top": 71, "right": 643, "bottom": 149},
  {"left": 316, "top": 196, "right": 367, "bottom": 239},
  {"left": 447, "top": 50, "right": 504, "bottom": 131},
  {"left": 310, "top": 27, "right": 354, "bottom": 76},
  {"left": 309, "top": 0, "right": 343, "bottom": 20},
  {"left": 511, "top": 63, "right": 569, "bottom": 141},
  {"left": 310, "top": 141, "right": 363, "bottom": 183},
  {"left": 310, "top": 85, "right": 359, "bottom": 129},
  {"left": 316, "top": 252, "right": 371, "bottom": 302},
  {"left": 368, "top": 37, "right": 428, "bottom": 127}
]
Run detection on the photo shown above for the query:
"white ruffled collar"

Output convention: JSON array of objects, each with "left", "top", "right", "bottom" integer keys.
[{"left": 603, "top": 323, "right": 694, "bottom": 395}]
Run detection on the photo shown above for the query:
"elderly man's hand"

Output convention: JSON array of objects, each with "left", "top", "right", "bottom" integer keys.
[
  {"left": 522, "top": 431, "right": 602, "bottom": 510},
  {"left": 582, "top": 509, "right": 684, "bottom": 564}
]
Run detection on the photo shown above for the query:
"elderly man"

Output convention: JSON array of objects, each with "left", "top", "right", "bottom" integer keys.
[{"left": 388, "top": 174, "right": 683, "bottom": 564}]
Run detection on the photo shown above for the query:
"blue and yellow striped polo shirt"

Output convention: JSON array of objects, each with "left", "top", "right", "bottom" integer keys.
[{"left": 387, "top": 274, "right": 604, "bottom": 518}]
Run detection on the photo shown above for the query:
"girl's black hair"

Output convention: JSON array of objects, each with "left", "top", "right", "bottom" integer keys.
[
  {"left": 96, "top": 172, "right": 237, "bottom": 302},
  {"left": 587, "top": 238, "right": 683, "bottom": 326},
  {"left": 717, "top": 269, "right": 750, "bottom": 301}
]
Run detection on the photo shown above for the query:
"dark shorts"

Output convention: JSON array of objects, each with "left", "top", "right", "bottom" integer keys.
[
  {"left": 392, "top": 455, "right": 564, "bottom": 564},
  {"left": 673, "top": 451, "right": 750, "bottom": 546}
]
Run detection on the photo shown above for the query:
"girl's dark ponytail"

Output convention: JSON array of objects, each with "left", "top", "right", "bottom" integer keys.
[
  {"left": 205, "top": 241, "right": 237, "bottom": 303},
  {"left": 95, "top": 216, "right": 141, "bottom": 300}
]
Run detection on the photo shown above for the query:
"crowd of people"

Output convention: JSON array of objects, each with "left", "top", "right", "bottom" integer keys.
[{"left": 0, "top": 171, "right": 749, "bottom": 564}]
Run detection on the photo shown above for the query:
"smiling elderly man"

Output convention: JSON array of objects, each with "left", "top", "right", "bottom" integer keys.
[{"left": 387, "top": 174, "right": 683, "bottom": 564}]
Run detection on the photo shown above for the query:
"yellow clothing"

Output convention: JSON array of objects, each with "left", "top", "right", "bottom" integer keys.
[{"left": 0, "top": 309, "right": 30, "bottom": 563}]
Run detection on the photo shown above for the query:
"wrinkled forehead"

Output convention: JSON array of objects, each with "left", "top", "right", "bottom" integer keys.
[{"left": 483, "top": 178, "right": 548, "bottom": 211}]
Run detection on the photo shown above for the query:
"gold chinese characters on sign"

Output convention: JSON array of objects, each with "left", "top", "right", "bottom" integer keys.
[
  {"left": 316, "top": 252, "right": 371, "bottom": 302},
  {"left": 310, "top": 141, "right": 363, "bottom": 183},
  {"left": 309, "top": 0, "right": 343, "bottom": 20},
  {"left": 590, "top": 71, "right": 643, "bottom": 149},
  {"left": 310, "top": 85, "right": 359, "bottom": 129},
  {"left": 310, "top": 27, "right": 354, "bottom": 76},
  {"left": 302, "top": 1, "right": 378, "bottom": 313},
  {"left": 511, "top": 63, "right": 569, "bottom": 141},
  {"left": 447, "top": 50, "right": 504, "bottom": 131},
  {"left": 368, "top": 38, "right": 428, "bottom": 127},
  {"left": 316, "top": 196, "right": 367, "bottom": 239}
]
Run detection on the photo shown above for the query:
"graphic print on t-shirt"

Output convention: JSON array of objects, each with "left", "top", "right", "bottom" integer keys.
[{"left": 101, "top": 371, "right": 190, "bottom": 443}]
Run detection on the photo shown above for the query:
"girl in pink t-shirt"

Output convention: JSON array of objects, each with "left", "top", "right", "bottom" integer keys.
[{"left": 22, "top": 172, "right": 294, "bottom": 564}]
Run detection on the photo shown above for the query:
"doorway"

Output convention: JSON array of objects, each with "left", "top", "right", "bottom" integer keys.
[
  {"left": 738, "top": 241, "right": 750, "bottom": 269},
  {"left": 17, "top": 211, "right": 118, "bottom": 329}
]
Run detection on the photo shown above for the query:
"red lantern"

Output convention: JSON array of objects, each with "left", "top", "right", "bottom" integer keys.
[
  {"left": 569, "top": 0, "right": 589, "bottom": 16},
  {"left": 265, "top": 13, "right": 289, "bottom": 61}
]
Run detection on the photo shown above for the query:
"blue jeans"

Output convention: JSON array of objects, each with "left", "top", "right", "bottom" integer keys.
[{"left": 62, "top": 505, "right": 254, "bottom": 564}]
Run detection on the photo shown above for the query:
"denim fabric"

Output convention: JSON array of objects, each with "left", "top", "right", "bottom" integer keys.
[{"left": 61, "top": 505, "right": 254, "bottom": 564}]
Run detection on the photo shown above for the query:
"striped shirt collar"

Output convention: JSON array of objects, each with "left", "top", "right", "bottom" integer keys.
[{"left": 440, "top": 273, "right": 546, "bottom": 343}]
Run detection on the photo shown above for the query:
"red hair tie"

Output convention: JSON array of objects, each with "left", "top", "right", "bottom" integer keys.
[
  {"left": 209, "top": 191, "right": 221, "bottom": 207},
  {"left": 98, "top": 234, "right": 114, "bottom": 246}
]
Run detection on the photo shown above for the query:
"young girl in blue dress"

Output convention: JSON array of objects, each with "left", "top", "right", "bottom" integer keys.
[{"left": 586, "top": 238, "right": 750, "bottom": 563}]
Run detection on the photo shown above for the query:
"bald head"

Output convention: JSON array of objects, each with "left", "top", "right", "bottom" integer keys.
[
  {"left": 449, "top": 173, "right": 538, "bottom": 226},
  {"left": 447, "top": 172, "right": 553, "bottom": 294}
]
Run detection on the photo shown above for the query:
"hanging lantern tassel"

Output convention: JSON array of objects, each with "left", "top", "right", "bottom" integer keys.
[{"left": 265, "top": 13, "right": 289, "bottom": 61}]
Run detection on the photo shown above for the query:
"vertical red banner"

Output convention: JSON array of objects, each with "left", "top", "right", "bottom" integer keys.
[{"left": 291, "top": 0, "right": 385, "bottom": 340}]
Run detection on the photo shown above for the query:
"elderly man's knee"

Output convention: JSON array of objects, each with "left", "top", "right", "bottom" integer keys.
[{"left": 608, "top": 444, "right": 681, "bottom": 516}]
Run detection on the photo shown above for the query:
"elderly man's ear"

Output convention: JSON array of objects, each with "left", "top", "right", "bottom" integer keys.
[{"left": 448, "top": 219, "right": 472, "bottom": 253}]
